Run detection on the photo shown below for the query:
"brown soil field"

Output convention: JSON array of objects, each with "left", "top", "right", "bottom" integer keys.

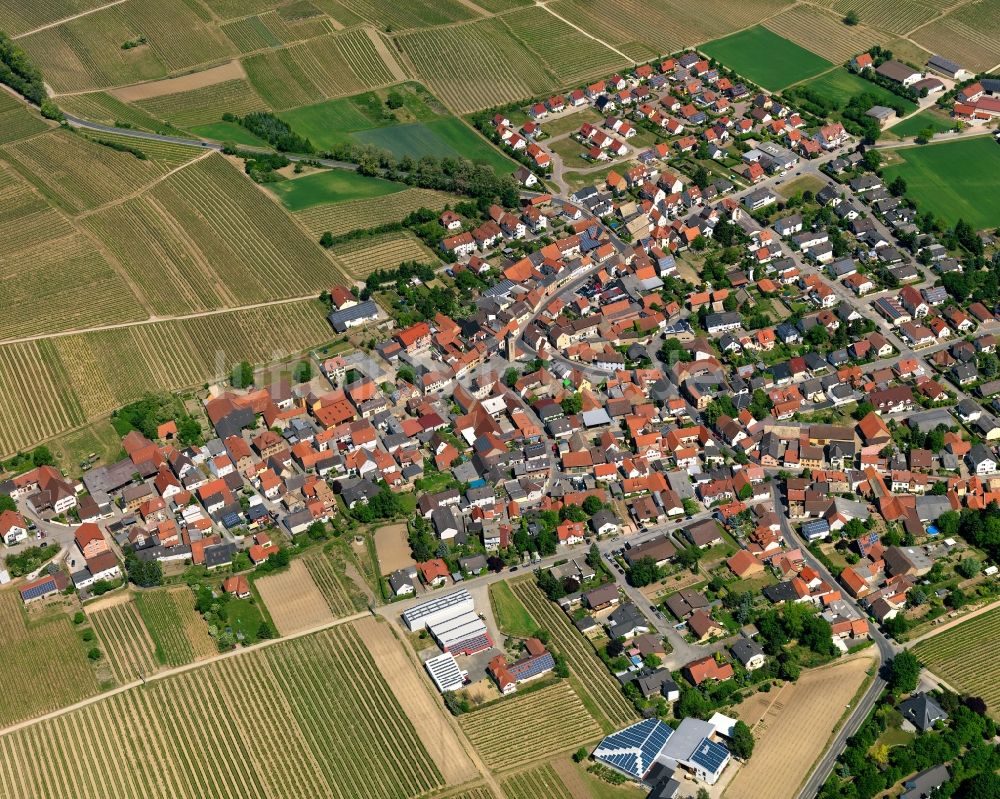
[
  {"left": 111, "top": 60, "right": 246, "bottom": 101},
  {"left": 724, "top": 653, "right": 876, "bottom": 799},
  {"left": 254, "top": 560, "right": 335, "bottom": 635},
  {"left": 83, "top": 589, "right": 133, "bottom": 613},
  {"left": 730, "top": 685, "right": 786, "bottom": 728},
  {"left": 355, "top": 616, "right": 479, "bottom": 786},
  {"left": 374, "top": 522, "right": 415, "bottom": 574}
]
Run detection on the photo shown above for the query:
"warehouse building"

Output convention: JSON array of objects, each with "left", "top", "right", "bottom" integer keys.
[
  {"left": 424, "top": 652, "right": 466, "bottom": 693},
  {"left": 428, "top": 610, "right": 492, "bottom": 655},
  {"left": 401, "top": 589, "right": 474, "bottom": 631}
]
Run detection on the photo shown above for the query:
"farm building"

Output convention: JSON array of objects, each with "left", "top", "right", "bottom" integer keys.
[
  {"left": 427, "top": 610, "right": 492, "bottom": 655},
  {"left": 424, "top": 652, "right": 465, "bottom": 693},
  {"left": 593, "top": 717, "right": 732, "bottom": 787},
  {"left": 19, "top": 571, "right": 69, "bottom": 604},
  {"left": 401, "top": 589, "right": 474, "bottom": 631}
]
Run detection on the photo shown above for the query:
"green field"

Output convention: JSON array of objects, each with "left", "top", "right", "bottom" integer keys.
[
  {"left": 882, "top": 137, "right": 1000, "bottom": 231},
  {"left": 701, "top": 26, "right": 833, "bottom": 90},
  {"left": 800, "top": 68, "right": 918, "bottom": 115},
  {"left": 489, "top": 581, "right": 538, "bottom": 637},
  {"left": 189, "top": 121, "right": 269, "bottom": 146},
  {"left": 889, "top": 109, "right": 956, "bottom": 138},
  {"left": 354, "top": 118, "right": 515, "bottom": 172},
  {"left": 279, "top": 90, "right": 514, "bottom": 172},
  {"left": 268, "top": 169, "right": 404, "bottom": 211},
  {"left": 135, "top": 588, "right": 215, "bottom": 666}
]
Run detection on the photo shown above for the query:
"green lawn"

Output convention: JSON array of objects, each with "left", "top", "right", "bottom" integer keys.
[
  {"left": 188, "top": 121, "right": 268, "bottom": 147},
  {"left": 801, "top": 68, "right": 918, "bottom": 115},
  {"left": 267, "top": 169, "right": 405, "bottom": 211},
  {"left": 701, "top": 26, "right": 833, "bottom": 90},
  {"left": 223, "top": 597, "right": 265, "bottom": 645},
  {"left": 354, "top": 118, "right": 515, "bottom": 173},
  {"left": 280, "top": 93, "right": 514, "bottom": 173},
  {"left": 889, "top": 109, "right": 956, "bottom": 138},
  {"left": 882, "top": 137, "right": 1000, "bottom": 230},
  {"left": 489, "top": 581, "right": 538, "bottom": 637}
]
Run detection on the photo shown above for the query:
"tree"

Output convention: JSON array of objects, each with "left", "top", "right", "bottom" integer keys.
[
  {"left": 730, "top": 720, "right": 755, "bottom": 759},
  {"left": 87, "top": 647, "right": 101, "bottom": 660},
  {"left": 124, "top": 550, "right": 163, "bottom": 587},
  {"left": 956, "top": 556, "right": 981, "bottom": 578},
  {"left": 582, "top": 495, "right": 603, "bottom": 516},
  {"left": 888, "top": 176, "right": 907, "bottom": 197},
  {"left": 503, "top": 367, "right": 519, "bottom": 388},
  {"left": 293, "top": 360, "right": 313, "bottom": 383},
  {"left": 862, "top": 149, "right": 881, "bottom": 172},
  {"left": 844, "top": 9, "right": 859, "bottom": 25},
  {"left": 0, "top": 495, "right": 14, "bottom": 513},
  {"left": 628, "top": 556, "right": 660, "bottom": 587},
  {"left": 386, "top": 90, "right": 404, "bottom": 109},
  {"left": 560, "top": 392, "right": 582, "bottom": 415},
  {"left": 573, "top": 747, "right": 588, "bottom": 763},
  {"left": 319, "top": 231, "right": 334, "bottom": 248},
  {"left": 697, "top": 790, "right": 711, "bottom": 799},
  {"left": 956, "top": 773, "right": 1000, "bottom": 799},
  {"left": 73, "top": 611, "right": 85, "bottom": 625},
  {"left": 915, "top": 127, "right": 935, "bottom": 144},
  {"left": 692, "top": 165, "right": 710, "bottom": 189},
  {"left": 232, "top": 361, "right": 254, "bottom": 388},
  {"left": 586, "top": 542, "right": 601, "bottom": 570},
  {"left": 946, "top": 587, "right": 967, "bottom": 609},
  {"left": 560, "top": 504, "right": 587, "bottom": 522},
  {"left": 888, "top": 651, "right": 921, "bottom": 693},
  {"left": 257, "top": 621, "right": 276, "bottom": 640},
  {"left": 397, "top": 365, "right": 416, "bottom": 384}
]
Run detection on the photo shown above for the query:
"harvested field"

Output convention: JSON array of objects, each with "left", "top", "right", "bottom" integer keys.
[
  {"left": 134, "top": 587, "right": 216, "bottom": 666},
  {"left": 0, "top": 624, "right": 445, "bottom": 798},
  {"left": 511, "top": 580, "right": 638, "bottom": 730},
  {"left": 724, "top": 653, "right": 876, "bottom": 799},
  {"left": 294, "top": 187, "right": 460, "bottom": 237},
  {"left": 90, "top": 597, "right": 159, "bottom": 683},
  {"left": 111, "top": 60, "right": 247, "bottom": 102},
  {"left": 762, "top": 5, "right": 887, "bottom": 63},
  {"left": 302, "top": 547, "right": 368, "bottom": 617},
  {"left": 911, "top": 605, "right": 1000, "bottom": 716},
  {"left": 460, "top": 680, "right": 602, "bottom": 771},
  {"left": 0, "top": 589, "right": 100, "bottom": 727},
  {"left": 254, "top": 560, "right": 335, "bottom": 635},
  {"left": 356, "top": 616, "right": 479, "bottom": 785},
  {"left": 330, "top": 231, "right": 437, "bottom": 279},
  {"left": 51, "top": 299, "right": 332, "bottom": 418},
  {"left": 501, "top": 763, "right": 573, "bottom": 799},
  {"left": 373, "top": 522, "right": 415, "bottom": 574}
]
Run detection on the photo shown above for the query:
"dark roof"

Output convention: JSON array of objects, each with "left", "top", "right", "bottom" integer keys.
[{"left": 898, "top": 693, "right": 948, "bottom": 731}]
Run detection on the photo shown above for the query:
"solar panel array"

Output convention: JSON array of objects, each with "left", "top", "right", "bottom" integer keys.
[
  {"left": 20, "top": 578, "right": 55, "bottom": 602},
  {"left": 690, "top": 738, "right": 729, "bottom": 774},
  {"left": 509, "top": 652, "right": 554, "bottom": 681},
  {"left": 594, "top": 718, "right": 674, "bottom": 779}
]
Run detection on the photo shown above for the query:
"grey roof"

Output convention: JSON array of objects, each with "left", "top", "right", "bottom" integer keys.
[
  {"left": 902, "top": 765, "right": 950, "bottom": 799},
  {"left": 730, "top": 638, "right": 764, "bottom": 666},
  {"left": 898, "top": 693, "right": 947, "bottom": 731}
]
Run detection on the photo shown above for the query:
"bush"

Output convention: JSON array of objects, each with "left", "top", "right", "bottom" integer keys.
[
  {"left": 81, "top": 628, "right": 95, "bottom": 642},
  {"left": 73, "top": 611, "right": 85, "bottom": 625},
  {"left": 87, "top": 647, "right": 101, "bottom": 660}
]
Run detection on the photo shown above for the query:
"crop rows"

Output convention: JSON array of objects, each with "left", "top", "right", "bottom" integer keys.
[
  {"left": 911, "top": 608, "right": 1000, "bottom": 715},
  {"left": 136, "top": 79, "right": 270, "bottom": 128},
  {"left": 2, "top": 128, "right": 167, "bottom": 214},
  {"left": 502, "top": 6, "right": 629, "bottom": 84},
  {"left": 0, "top": 106, "right": 49, "bottom": 145},
  {"left": 449, "top": 789, "right": 497, "bottom": 799},
  {"left": 459, "top": 681, "right": 602, "bottom": 771},
  {"left": 763, "top": 5, "right": 884, "bottom": 63},
  {"left": 397, "top": 20, "right": 557, "bottom": 114},
  {"left": 348, "top": 0, "right": 476, "bottom": 30},
  {"left": 244, "top": 46, "right": 327, "bottom": 109},
  {"left": 547, "top": 0, "right": 696, "bottom": 54},
  {"left": 80, "top": 131, "right": 204, "bottom": 166},
  {"left": 335, "top": 28, "right": 400, "bottom": 86},
  {"left": 90, "top": 600, "right": 159, "bottom": 683},
  {"left": 116, "top": 0, "right": 234, "bottom": 73},
  {"left": 221, "top": 14, "right": 286, "bottom": 53},
  {"left": 912, "top": 6, "right": 1000, "bottom": 73},
  {"left": 0, "top": 340, "right": 87, "bottom": 459},
  {"left": 331, "top": 231, "right": 436, "bottom": 278},
  {"left": 0, "top": 0, "right": 108, "bottom": 36},
  {"left": 0, "top": 591, "right": 100, "bottom": 727},
  {"left": 303, "top": 550, "right": 366, "bottom": 616},
  {"left": 57, "top": 91, "right": 172, "bottom": 133},
  {"left": 294, "top": 187, "right": 459, "bottom": 237},
  {"left": 134, "top": 589, "right": 213, "bottom": 667},
  {"left": 501, "top": 764, "right": 573, "bottom": 799},
  {"left": 512, "top": 580, "right": 638, "bottom": 729},
  {"left": 831, "top": 0, "right": 939, "bottom": 34}
]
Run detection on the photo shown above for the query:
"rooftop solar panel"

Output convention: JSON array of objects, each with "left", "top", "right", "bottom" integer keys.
[{"left": 689, "top": 738, "right": 729, "bottom": 773}]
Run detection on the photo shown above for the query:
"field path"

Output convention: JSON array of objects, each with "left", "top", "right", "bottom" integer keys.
[
  {"left": 11, "top": 0, "right": 128, "bottom": 39},
  {"left": 355, "top": 616, "right": 487, "bottom": 788},
  {"left": 0, "top": 609, "right": 368, "bottom": 739},
  {"left": 533, "top": 1, "right": 633, "bottom": 62},
  {"left": 0, "top": 292, "right": 323, "bottom": 346},
  {"left": 903, "top": 597, "right": 1000, "bottom": 648}
]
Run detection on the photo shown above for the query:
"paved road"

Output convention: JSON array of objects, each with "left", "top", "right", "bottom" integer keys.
[{"left": 769, "top": 483, "right": 897, "bottom": 799}]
